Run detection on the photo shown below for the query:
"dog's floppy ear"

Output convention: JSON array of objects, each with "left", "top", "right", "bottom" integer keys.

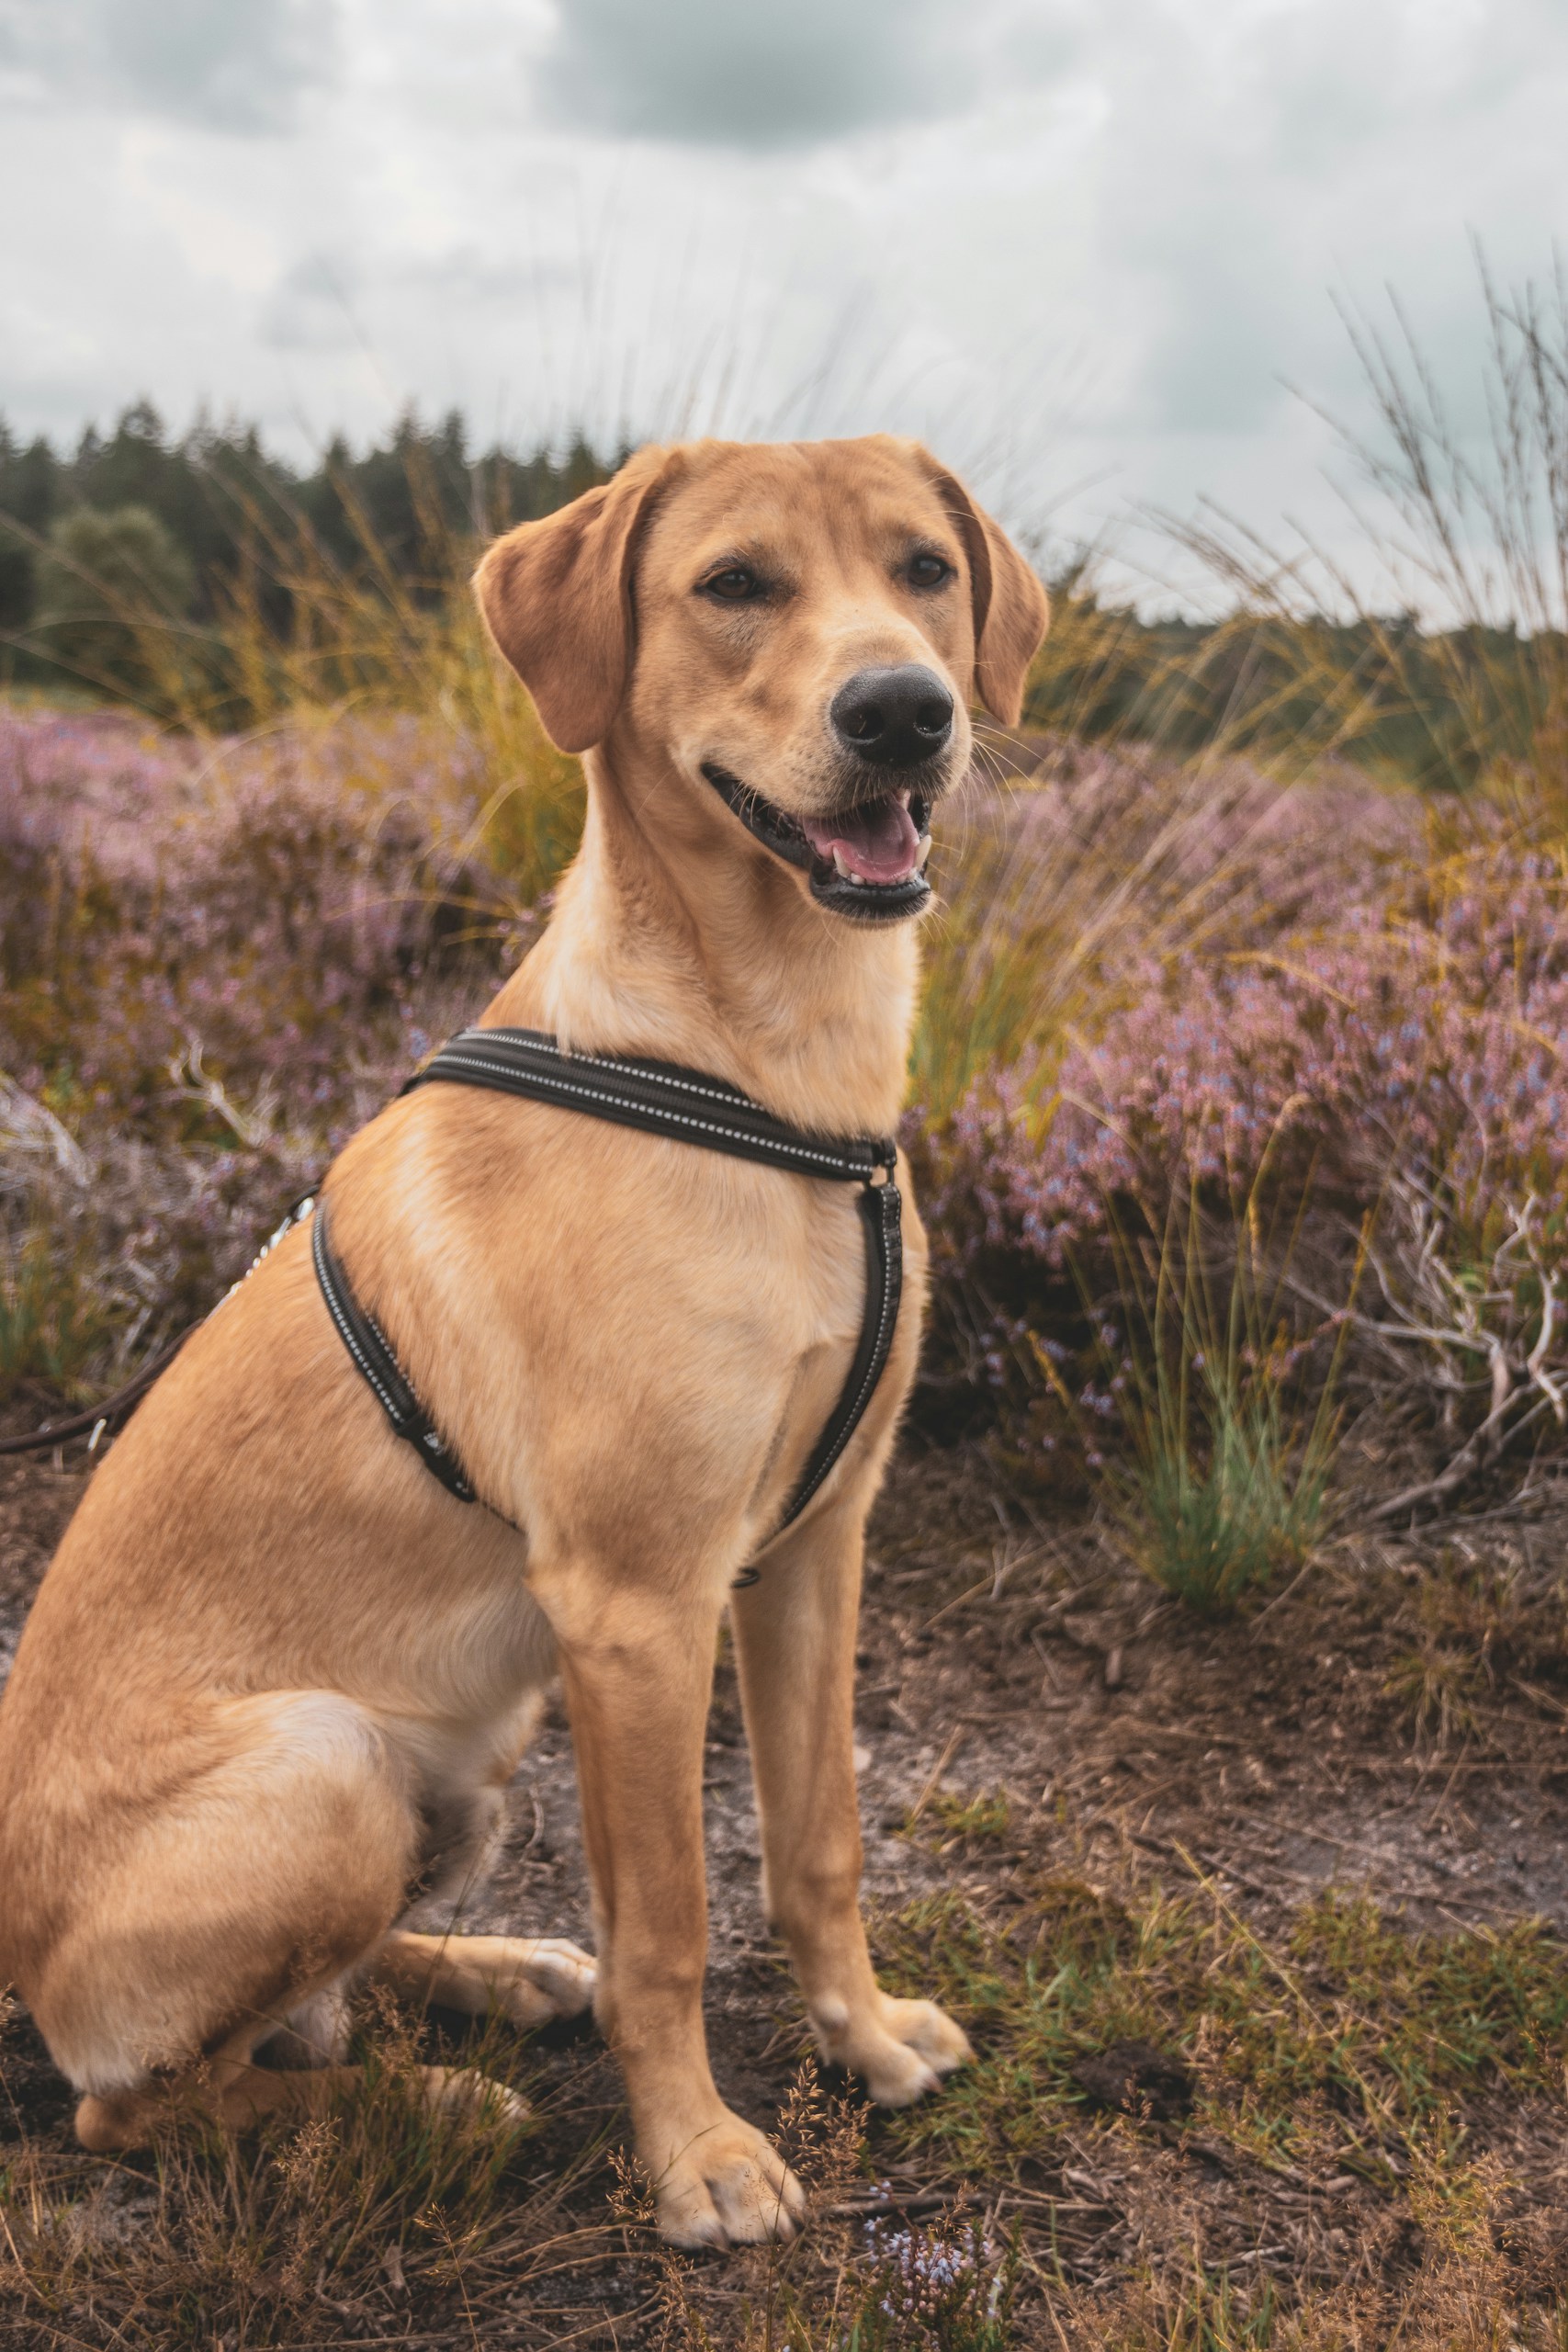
[
  {"left": 473, "top": 444, "right": 676, "bottom": 752},
  {"left": 918, "top": 454, "right": 1049, "bottom": 727}
]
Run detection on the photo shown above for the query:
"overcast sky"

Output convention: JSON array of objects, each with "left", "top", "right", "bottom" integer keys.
[{"left": 2, "top": 0, "right": 1564, "bottom": 592}]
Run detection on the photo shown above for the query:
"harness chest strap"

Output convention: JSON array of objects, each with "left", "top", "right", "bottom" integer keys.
[{"left": 313, "top": 1027, "right": 904, "bottom": 1550}]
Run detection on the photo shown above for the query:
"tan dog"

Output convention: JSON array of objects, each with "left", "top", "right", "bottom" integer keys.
[{"left": 0, "top": 436, "right": 1047, "bottom": 2247}]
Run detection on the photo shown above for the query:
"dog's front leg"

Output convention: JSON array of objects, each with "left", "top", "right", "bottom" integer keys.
[
  {"left": 730, "top": 1498, "right": 973, "bottom": 2104},
  {"left": 544, "top": 1566, "right": 805, "bottom": 2248}
]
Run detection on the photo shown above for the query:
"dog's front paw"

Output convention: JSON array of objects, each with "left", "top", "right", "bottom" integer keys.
[
  {"left": 649, "top": 2109, "right": 807, "bottom": 2248},
  {"left": 809, "top": 1991, "right": 972, "bottom": 2107}
]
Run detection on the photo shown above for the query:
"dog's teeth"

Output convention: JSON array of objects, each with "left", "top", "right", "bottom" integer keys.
[
  {"left": 914, "top": 836, "right": 932, "bottom": 871},
  {"left": 832, "top": 849, "right": 853, "bottom": 877}
]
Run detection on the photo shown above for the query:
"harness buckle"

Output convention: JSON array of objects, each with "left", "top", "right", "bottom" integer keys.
[{"left": 866, "top": 1144, "right": 897, "bottom": 1189}]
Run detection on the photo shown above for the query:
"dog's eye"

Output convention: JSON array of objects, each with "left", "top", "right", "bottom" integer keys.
[
  {"left": 701, "top": 566, "right": 763, "bottom": 602},
  {"left": 907, "top": 551, "right": 953, "bottom": 589}
]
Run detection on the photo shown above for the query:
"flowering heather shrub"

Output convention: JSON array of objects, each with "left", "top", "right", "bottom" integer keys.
[
  {"left": 0, "top": 705, "right": 535, "bottom": 1135},
  {"left": 913, "top": 737, "right": 1416, "bottom": 1121},
  {"left": 910, "top": 755, "right": 1568, "bottom": 1482},
  {"left": 849, "top": 2213, "right": 1017, "bottom": 2349},
  {"left": 0, "top": 704, "right": 558, "bottom": 1392}
]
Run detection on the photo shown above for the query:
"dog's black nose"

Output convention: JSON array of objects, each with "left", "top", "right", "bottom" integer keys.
[{"left": 829, "top": 665, "right": 954, "bottom": 768}]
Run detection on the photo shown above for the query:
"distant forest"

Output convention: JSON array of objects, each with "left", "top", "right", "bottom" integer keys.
[
  {"left": 0, "top": 401, "right": 614, "bottom": 643},
  {"left": 1, "top": 401, "right": 1561, "bottom": 788}
]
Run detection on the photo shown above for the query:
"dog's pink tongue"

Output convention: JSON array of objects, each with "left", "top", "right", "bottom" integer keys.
[{"left": 802, "top": 795, "right": 920, "bottom": 884}]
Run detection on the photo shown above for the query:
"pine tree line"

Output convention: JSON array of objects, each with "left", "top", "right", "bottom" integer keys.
[{"left": 0, "top": 400, "right": 615, "bottom": 691}]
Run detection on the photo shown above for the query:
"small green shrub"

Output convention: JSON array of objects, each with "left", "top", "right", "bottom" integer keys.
[
  {"left": 921, "top": 1791, "right": 1014, "bottom": 1844},
  {"left": 33, "top": 504, "right": 194, "bottom": 705}
]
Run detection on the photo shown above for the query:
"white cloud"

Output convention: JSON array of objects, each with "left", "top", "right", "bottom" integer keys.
[
  {"left": 0, "top": 0, "right": 338, "bottom": 132},
  {"left": 0, "top": 0, "right": 1563, "bottom": 592}
]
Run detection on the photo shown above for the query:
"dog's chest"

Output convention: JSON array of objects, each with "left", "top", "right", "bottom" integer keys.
[
  {"left": 742, "top": 1179, "right": 886, "bottom": 1496},
  {"left": 732, "top": 1171, "right": 869, "bottom": 1399},
  {"left": 442, "top": 1136, "right": 916, "bottom": 1559}
]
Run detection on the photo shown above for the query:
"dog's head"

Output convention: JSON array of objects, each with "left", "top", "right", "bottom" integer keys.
[{"left": 474, "top": 435, "right": 1048, "bottom": 924}]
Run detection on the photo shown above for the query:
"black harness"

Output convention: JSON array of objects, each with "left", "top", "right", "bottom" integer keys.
[{"left": 310, "top": 1026, "right": 904, "bottom": 1555}]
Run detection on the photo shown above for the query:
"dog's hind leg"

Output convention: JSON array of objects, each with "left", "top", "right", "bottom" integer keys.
[
  {"left": 75, "top": 2030, "right": 525, "bottom": 2149},
  {"left": 35, "top": 1691, "right": 516, "bottom": 2149},
  {"left": 75, "top": 2028, "right": 525, "bottom": 2151},
  {"left": 371, "top": 1929, "right": 596, "bottom": 2030}
]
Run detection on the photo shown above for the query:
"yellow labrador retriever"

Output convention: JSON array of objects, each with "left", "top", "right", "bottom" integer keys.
[{"left": 0, "top": 436, "right": 1047, "bottom": 2247}]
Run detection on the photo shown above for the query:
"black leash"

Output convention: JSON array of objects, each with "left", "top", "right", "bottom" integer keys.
[
  {"left": 0, "top": 1198, "right": 310, "bottom": 1461},
  {"left": 0, "top": 1330, "right": 192, "bottom": 1459},
  {"left": 323, "top": 1027, "right": 904, "bottom": 1548}
]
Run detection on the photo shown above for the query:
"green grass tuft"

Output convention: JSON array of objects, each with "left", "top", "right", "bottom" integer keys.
[
  {"left": 1095, "top": 1182, "right": 1353, "bottom": 1618},
  {"left": 1131, "top": 1392, "right": 1328, "bottom": 1619},
  {"left": 876, "top": 1874, "right": 1568, "bottom": 2184}
]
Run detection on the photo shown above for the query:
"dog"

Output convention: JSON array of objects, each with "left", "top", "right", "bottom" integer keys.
[{"left": 0, "top": 435, "right": 1048, "bottom": 2248}]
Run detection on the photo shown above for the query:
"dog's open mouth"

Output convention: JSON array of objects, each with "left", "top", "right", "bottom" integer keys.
[{"left": 701, "top": 763, "right": 933, "bottom": 922}]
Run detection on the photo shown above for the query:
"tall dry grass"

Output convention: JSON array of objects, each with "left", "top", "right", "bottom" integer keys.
[{"left": 1160, "top": 250, "right": 1568, "bottom": 802}]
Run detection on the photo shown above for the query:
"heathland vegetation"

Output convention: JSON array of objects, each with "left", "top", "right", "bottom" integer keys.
[
  {"left": 0, "top": 428, "right": 1561, "bottom": 791},
  {"left": 6, "top": 266, "right": 1568, "bottom": 2345}
]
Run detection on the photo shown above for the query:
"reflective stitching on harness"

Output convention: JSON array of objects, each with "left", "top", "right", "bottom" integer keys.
[
  {"left": 313, "top": 1209, "right": 478, "bottom": 1505},
  {"left": 428, "top": 1046, "right": 871, "bottom": 1178},
  {"left": 785, "top": 1184, "right": 900, "bottom": 1516},
  {"left": 494, "top": 1036, "right": 753, "bottom": 1109},
  {"left": 312, "top": 1214, "right": 407, "bottom": 1424}
]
